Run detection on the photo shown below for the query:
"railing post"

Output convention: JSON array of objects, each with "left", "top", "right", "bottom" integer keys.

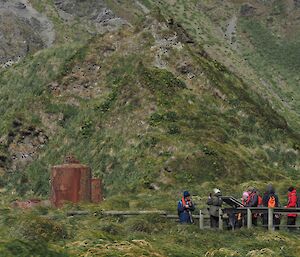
[
  {"left": 218, "top": 208, "right": 223, "bottom": 230},
  {"left": 268, "top": 208, "right": 274, "bottom": 231},
  {"left": 199, "top": 210, "right": 204, "bottom": 230},
  {"left": 247, "top": 208, "right": 252, "bottom": 229}
]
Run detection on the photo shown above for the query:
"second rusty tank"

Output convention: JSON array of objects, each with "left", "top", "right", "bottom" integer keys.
[{"left": 91, "top": 178, "right": 103, "bottom": 203}]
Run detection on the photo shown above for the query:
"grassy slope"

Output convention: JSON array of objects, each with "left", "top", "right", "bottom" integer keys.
[
  {"left": 1, "top": 25, "right": 298, "bottom": 196},
  {"left": 0, "top": 1, "right": 299, "bottom": 256},
  {"left": 144, "top": 0, "right": 300, "bottom": 130}
]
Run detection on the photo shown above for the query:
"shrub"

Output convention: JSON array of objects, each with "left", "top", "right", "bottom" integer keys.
[
  {"left": 168, "top": 124, "right": 181, "bottom": 134},
  {"left": 18, "top": 215, "right": 68, "bottom": 242},
  {"left": 0, "top": 239, "right": 68, "bottom": 257},
  {"left": 127, "top": 217, "right": 153, "bottom": 233}
]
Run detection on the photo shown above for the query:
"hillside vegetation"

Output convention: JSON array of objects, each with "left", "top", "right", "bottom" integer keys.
[{"left": 0, "top": 0, "right": 299, "bottom": 256}]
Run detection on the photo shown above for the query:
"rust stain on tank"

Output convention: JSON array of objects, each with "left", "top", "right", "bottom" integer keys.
[
  {"left": 51, "top": 163, "right": 92, "bottom": 207},
  {"left": 91, "top": 178, "right": 103, "bottom": 203}
]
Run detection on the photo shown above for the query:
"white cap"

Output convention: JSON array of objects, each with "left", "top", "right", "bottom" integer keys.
[{"left": 213, "top": 188, "right": 221, "bottom": 194}]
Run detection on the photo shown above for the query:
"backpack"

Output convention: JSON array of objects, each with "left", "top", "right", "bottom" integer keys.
[
  {"left": 268, "top": 196, "right": 276, "bottom": 208},
  {"left": 258, "top": 195, "right": 263, "bottom": 206}
]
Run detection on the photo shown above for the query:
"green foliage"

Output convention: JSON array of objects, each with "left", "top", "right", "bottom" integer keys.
[
  {"left": 240, "top": 19, "right": 300, "bottom": 72},
  {"left": 140, "top": 66, "right": 186, "bottom": 95},
  {"left": 0, "top": 240, "right": 68, "bottom": 257},
  {"left": 18, "top": 215, "right": 69, "bottom": 242}
]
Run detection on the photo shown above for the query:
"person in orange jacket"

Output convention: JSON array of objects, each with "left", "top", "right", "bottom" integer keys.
[{"left": 286, "top": 186, "right": 297, "bottom": 231}]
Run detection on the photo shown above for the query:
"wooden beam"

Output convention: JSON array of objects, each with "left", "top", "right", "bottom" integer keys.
[
  {"left": 101, "top": 210, "right": 167, "bottom": 215},
  {"left": 199, "top": 210, "right": 204, "bottom": 230},
  {"left": 218, "top": 209, "right": 223, "bottom": 230},
  {"left": 67, "top": 211, "right": 90, "bottom": 216},
  {"left": 247, "top": 208, "right": 252, "bottom": 229},
  {"left": 268, "top": 208, "right": 274, "bottom": 231}
]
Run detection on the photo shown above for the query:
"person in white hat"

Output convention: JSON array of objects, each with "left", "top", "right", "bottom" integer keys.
[{"left": 207, "top": 188, "right": 223, "bottom": 228}]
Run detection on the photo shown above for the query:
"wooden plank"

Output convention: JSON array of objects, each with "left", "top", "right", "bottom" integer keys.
[
  {"left": 67, "top": 211, "right": 90, "bottom": 216},
  {"left": 102, "top": 210, "right": 167, "bottom": 215}
]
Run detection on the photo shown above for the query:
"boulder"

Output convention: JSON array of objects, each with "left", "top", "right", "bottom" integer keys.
[{"left": 240, "top": 4, "right": 256, "bottom": 17}]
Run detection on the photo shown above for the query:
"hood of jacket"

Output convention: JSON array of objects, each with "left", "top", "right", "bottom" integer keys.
[
  {"left": 266, "top": 184, "right": 275, "bottom": 194},
  {"left": 288, "top": 189, "right": 297, "bottom": 197}
]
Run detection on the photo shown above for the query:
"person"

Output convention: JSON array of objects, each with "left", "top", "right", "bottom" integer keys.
[
  {"left": 242, "top": 191, "right": 249, "bottom": 206},
  {"left": 237, "top": 191, "right": 249, "bottom": 228},
  {"left": 286, "top": 186, "right": 297, "bottom": 231},
  {"left": 262, "top": 184, "right": 280, "bottom": 230},
  {"left": 245, "top": 187, "right": 259, "bottom": 226},
  {"left": 207, "top": 188, "right": 223, "bottom": 229},
  {"left": 177, "top": 191, "right": 195, "bottom": 224}
]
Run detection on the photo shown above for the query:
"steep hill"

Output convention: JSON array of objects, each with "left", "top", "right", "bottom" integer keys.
[{"left": 0, "top": 0, "right": 299, "bottom": 197}]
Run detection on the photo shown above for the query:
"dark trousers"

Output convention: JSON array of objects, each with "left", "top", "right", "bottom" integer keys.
[
  {"left": 262, "top": 214, "right": 280, "bottom": 230},
  {"left": 243, "top": 215, "right": 257, "bottom": 226},
  {"left": 210, "top": 215, "right": 219, "bottom": 228},
  {"left": 274, "top": 215, "right": 281, "bottom": 230},
  {"left": 287, "top": 216, "right": 296, "bottom": 231}
]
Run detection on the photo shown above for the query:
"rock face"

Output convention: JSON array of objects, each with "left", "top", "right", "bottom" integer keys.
[
  {"left": 53, "top": 0, "right": 127, "bottom": 33},
  {"left": 240, "top": 3, "right": 256, "bottom": 16},
  {"left": 0, "top": 0, "right": 55, "bottom": 65},
  {"left": 0, "top": 0, "right": 126, "bottom": 66},
  {"left": 53, "top": 0, "right": 107, "bottom": 18},
  {"left": 0, "top": 119, "right": 48, "bottom": 172}
]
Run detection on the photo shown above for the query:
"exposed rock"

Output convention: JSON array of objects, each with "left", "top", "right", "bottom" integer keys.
[
  {"left": 150, "top": 21, "right": 183, "bottom": 68},
  {"left": 95, "top": 8, "right": 116, "bottom": 23},
  {"left": 163, "top": 156, "right": 177, "bottom": 173},
  {"left": 168, "top": 19, "right": 194, "bottom": 44},
  {"left": 205, "top": 248, "right": 240, "bottom": 257},
  {"left": 0, "top": 0, "right": 55, "bottom": 64},
  {"left": 240, "top": 4, "right": 256, "bottom": 17},
  {"left": 148, "top": 183, "right": 160, "bottom": 190},
  {"left": 2, "top": 121, "right": 48, "bottom": 172},
  {"left": 54, "top": 0, "right": 127, "bottom": 33},
  {"left": 14, "top": 2, "right": 26, "bottom": 10},
  {"left": 246, "top": 248, "right": 275, "bottom": 257}
]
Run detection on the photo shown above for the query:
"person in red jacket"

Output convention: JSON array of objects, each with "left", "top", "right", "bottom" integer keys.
[{"left": 286, "top": 186, "right": 297, "bottom": 231}]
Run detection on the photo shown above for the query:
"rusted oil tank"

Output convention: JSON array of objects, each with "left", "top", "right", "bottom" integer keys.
[
  {"left": 91, "top": 178, "right": 103, "bottom": 203},
  {"left": 51, "top": 162, "right": 92, "bottom": 207}
]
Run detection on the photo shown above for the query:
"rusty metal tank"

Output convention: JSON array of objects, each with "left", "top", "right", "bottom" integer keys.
[
  {"left": 91, "top": 178, "right": 103, "bottom": 203},
  {"left": 51, "top": 161, "right": 92, "bottom": 207}
]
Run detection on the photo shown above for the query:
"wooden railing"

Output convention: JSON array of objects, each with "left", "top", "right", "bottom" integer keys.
[
  {"left": 219, "top": 207, "right": 300, "bottom": 231},
  {"left": 67, "top": 207, "right": 300, "bottom": 231}
]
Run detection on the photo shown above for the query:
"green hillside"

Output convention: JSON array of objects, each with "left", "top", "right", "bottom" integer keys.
[{"left": 0, "top": 0, "right": 299, "bottom": 256}]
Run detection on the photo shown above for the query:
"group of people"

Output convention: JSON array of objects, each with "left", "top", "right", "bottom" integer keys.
[{"left": 177, "top": 185, "right": 299, "bottom": 230}]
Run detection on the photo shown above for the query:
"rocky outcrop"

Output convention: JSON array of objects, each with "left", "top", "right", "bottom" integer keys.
[
  {"left": 53, "top": 0, "right": 127, "bottom": 33},
  {"left": 0, "top": 119, "right": 48, "bottom": 172},
  {"left": 0, "top": 0, "right": 55, "bottom": 64},
  {"left": 240, "top": 3, "right": 256, "bottom": 17}
]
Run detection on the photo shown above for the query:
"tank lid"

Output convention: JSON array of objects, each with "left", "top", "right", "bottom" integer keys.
[{"left": 52, "top": 163, "right": 89, "bottom": 169}]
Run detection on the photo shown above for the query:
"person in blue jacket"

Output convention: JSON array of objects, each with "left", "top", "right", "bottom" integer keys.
[{"left": 177, "top": 191, "right": 195, "bottom": 223}]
